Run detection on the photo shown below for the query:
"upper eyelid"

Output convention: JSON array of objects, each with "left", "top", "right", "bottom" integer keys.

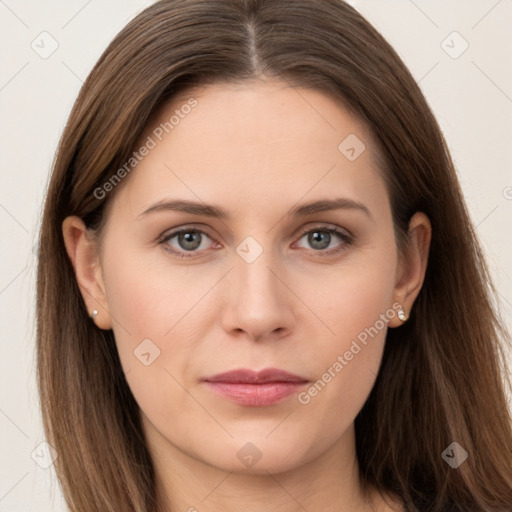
[
  {"left": 295, "top": 222, "right": 352, "bottom": 237},
  {"left": 159, "top": 224, "right": 216, "bottom": 242},
  {"left": 160, "top": 222, "right": 349, "bottom": 237}
]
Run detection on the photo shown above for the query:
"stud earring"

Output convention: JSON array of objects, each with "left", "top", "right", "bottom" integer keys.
[
  {"left": 397, "top": 307, "right": 409, "bottom": 323},
  {"left": 90, "top": 309, "right": 98, "bottom": 320}
]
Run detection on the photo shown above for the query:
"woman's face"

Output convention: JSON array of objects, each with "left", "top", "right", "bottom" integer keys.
[{"left": 79, "top": 79, "right": 427, "bottom": 475}]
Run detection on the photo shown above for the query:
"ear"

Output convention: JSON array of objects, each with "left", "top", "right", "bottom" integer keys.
[
  {"left": 62, "top": 216, "right": 112, "bottom": 330},
  {"left": 388, "top": 211, "right": 432, "bottom": 328}
]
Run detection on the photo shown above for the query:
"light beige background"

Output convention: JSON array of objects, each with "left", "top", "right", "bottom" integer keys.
[{"left": 0, "top": 0, "right": 511, "bottom": 510}]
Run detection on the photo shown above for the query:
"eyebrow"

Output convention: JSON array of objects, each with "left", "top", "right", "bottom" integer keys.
[{"left": 137, "top": 197, "right": 374, "bottom": 221}]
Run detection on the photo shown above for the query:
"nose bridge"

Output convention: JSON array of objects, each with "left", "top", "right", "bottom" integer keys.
[
  {"left": 235, "top": 235, "right": 281, "bottom": 304},
  {"left": 224, "top": 233, "right": 293, "bottom": 339}
]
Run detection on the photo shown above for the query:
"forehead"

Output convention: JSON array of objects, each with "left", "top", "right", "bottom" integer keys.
[
  {"left": 154, "top": 79, "right": 371, "bottom": 146},
  {"left": 111, "top": 79, "right": 388, "bottom": 221}
]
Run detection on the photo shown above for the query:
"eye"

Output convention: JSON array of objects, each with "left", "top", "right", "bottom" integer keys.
[
  {"left": 158, "top": 226, "right": 218, "bottom": 258},
  {"left": 293, "top": 225, "right": 353, "bottom": 256},
  {"left": 158, "top": 224, "right": 354, "bottom": 259}
]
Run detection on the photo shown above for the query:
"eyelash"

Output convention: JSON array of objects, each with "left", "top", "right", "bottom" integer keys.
[{"left": 158, "top": 224, "right": 354, "bottom": 259}]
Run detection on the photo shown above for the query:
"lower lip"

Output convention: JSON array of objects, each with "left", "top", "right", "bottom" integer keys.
[{"left": 203, "top": 381, "right": 308, "bottom": 406}]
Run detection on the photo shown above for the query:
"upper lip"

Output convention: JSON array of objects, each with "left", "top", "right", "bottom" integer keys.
[{"left": 202, "top": 368, "right": 309, "bottom": 384}]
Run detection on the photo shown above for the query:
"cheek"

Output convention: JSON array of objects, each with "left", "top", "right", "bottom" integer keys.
[
  {"left": 298, "top": 242, "right": 397, "bottom": 419},
  {"left": 101, "top": 256, "right": 194, "bottom": 430},
  {"left": 316, "top": 242, "right": 397, "bottom": 341},
  {"left": 100, "top": 252, "right": 216, "bottom": 403},
  {"left": 102, "top": 251, "right": 211, "bottom": 339}
]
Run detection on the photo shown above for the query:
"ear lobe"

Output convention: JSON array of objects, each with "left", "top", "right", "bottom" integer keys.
[
  {"left": 62, "top": 216, "right": 112, "bottom": 330},
  {"left": 388, "top": 211, "right": 432, "bottom": 328}
]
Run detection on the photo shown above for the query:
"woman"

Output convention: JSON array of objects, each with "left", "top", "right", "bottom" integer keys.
[{"left": 36, "top": 0, "right": 512, "bottom": 511}]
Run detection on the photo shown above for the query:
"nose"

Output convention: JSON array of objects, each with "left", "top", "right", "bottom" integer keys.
[{"left": 221, "top": 245, "right": 296, "bottom": 342}]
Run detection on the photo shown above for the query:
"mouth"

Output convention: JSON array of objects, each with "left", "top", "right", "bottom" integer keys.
[{"left": 202, "top": 368, "right": 309, "bottom": 407}]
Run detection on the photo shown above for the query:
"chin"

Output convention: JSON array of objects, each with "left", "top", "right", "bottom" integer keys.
[{"left": 196, "top": 436, "right": 313, "bottom": 476}]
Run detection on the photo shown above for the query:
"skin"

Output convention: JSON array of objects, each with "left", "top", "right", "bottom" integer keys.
[{"left": 63, "top": 78, "right": 431, "bottom": 512}]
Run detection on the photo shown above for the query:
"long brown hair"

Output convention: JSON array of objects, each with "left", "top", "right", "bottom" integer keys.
[{"left": 36, "top": 1, "right": 512, "bottom": 511}]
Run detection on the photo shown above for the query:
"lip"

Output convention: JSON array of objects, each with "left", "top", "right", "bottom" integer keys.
[{"left": 202, "top": 368, "right": 309, "bottom": 407}]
